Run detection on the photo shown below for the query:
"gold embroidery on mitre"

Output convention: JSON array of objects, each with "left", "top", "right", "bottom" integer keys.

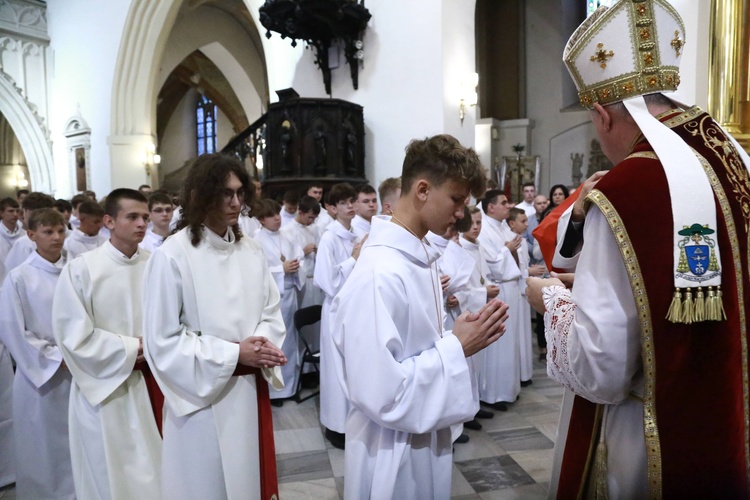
[
  {"left": 591, "top": 42, "right": 615, "bottom": 69},
  {"left": 671, "top": 30, "right": 684, "bottom": 57},
  {"left": 564, "top": 0, "right": 686, "bottom": 109}
]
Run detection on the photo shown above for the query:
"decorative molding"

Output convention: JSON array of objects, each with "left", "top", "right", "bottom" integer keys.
[
  {"left": 0, "top": 0, "right": 49, "bottom": 42},
  {"left": 0, "top": 67, "right": 53, "bottom": 192},
  {"left": 0, "top": 66, "right": 48, "bottom": 140},
  {"left": 64, "top": 114, "right": 92, "bottom": 139}
]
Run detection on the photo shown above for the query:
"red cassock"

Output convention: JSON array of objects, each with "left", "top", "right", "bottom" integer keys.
[{"left": 536, "top": 108, "right": 750, "bottom": 498}]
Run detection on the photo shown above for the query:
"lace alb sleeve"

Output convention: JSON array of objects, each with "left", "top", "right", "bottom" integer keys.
[{"left": 543, "top": 285, "right": 610, "bottom": 405}]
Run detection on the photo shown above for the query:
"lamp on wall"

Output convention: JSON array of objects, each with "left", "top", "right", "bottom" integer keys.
[
  {"left": 12, "top": 170, "right": 29, "bottom": 189},
  {"left": 141, "top": 144, "right": 161, "bottom": 177},
  {"left": 459, "top": 72, "right": 479, "bottom": 125}
]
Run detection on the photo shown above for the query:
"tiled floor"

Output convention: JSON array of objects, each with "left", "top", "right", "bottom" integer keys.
[
  {"left": 277, "top": 354, "right": 563, "bottom": 499},
  {"left": 0, "top": 350, "right": 562, "bottom": 500}
]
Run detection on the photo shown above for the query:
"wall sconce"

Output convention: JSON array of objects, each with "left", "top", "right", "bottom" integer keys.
[
  {"left": 141, "top": 144, "right": 161, "bottom": 177},
  {"left": 12, "top": 170, "right": 29, "bottom": 189},
  {"left": 459, "top": 72, "right": 479, "bottom": 125}
]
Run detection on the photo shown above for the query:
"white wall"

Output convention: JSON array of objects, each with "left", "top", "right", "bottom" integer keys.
[
  {"left": 216, "top": 106, "right": 234, "bottom": 150},
  {"left": 47, "top": 0, "right": 131, "bottom": 197},
  {"left": 159, "top": 87, "right": 197, "bottom": 180},
  {"left": 263, "top": 0, "right": 476, "bottom": 191},
  {"left": 525, "top": 0, "right": 590, "bottom": 193}
]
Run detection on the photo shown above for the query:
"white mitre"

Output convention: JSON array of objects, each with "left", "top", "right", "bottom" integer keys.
[{"left": 563, "top": 0, "right": 684, "bottom": 109}]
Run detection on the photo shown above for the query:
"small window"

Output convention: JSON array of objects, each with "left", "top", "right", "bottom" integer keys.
[{"left": 196, "top": 95, "right": 217, "bottom": 156}]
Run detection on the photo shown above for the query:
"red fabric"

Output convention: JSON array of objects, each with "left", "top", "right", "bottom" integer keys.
[
  {"left": 532, "top": 189, "right": 581, "bottom": 272},
  {"left": 134, "top": 361, "right": 164, "bottom": 436},
  {"left": 556, "top": 396, "right": 598, "bottom": 499},
  {"left": 555, "top": 109, "right": 749, "bottom": 496},
  {"left": 233, "top": 364, "right": 279, "bottom": 500}
]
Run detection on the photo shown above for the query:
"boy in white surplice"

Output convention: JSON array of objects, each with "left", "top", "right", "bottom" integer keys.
[{"left": 332, "top": 135, "right": 510, "bottom": 499}]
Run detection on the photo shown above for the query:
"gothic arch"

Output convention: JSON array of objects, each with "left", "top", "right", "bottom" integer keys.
[
  {"left": 110, "top": 0, "right": 268, "bottom": 138},
  {"left": 0, "top": 69, "right": 53, "bottom": 192}
]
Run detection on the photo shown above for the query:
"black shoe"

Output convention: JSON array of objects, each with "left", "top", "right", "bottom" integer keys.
[
  {"left": 454, "top": 433, "right": 470, "bottom": 444},
  {"left": 475, "top": 409, "right": 494, "bottom": 419},
  {"left": 325, "top": 428, "right": 346, "bottom": 450},
  {"left": 481, "top": 400, "right": 508, "bottom": 412},
  {"left": 464, "top": 419, "right": 482, "bottom": 431},
  {"left": 521, "top": 380, "right": 533, "bottom": 387},
  {"left": 539, "top": 351, "right": 547, "bottom": 362},
  {"left": 270, "top": 399, "right": 283, "bottom": 407}
]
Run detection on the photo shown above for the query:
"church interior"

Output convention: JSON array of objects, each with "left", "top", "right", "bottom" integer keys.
[{"left": 1, "top": 0, "right": 749, "bottom": 498}]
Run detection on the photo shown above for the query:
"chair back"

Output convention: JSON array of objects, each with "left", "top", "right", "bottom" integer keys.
[{"left": 294, "top": 305, "right": 322, "bottom": 331}]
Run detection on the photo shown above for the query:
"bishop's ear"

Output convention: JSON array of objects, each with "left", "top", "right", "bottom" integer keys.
[{"left": 592, "top": 102, "right": 612, "bottom": 132}]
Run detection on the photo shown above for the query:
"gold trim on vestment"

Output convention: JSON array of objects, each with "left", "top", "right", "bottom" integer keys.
[
  {"left": 691, "top": 140, "right": 750, "bottom": 490},
  {"left": 577, "top": 404, "right": 605, "bottom": 500},
  {"left": 587, "top": 189, "right": 662, "bottom": 499},
  {"left": 626, "top": 152, "right": 659, "bottom": 160}
]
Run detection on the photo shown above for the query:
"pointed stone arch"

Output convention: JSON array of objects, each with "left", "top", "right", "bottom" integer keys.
[
  {"left": 109, "top": 0, "right": 269, "bottom": 188},
  {"left": 0, "top": 69, "right": 53, "bottom": 193}
]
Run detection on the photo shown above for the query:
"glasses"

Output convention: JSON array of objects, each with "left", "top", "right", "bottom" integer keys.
[
  {"left": 222, "top": 189, "right": 246, "bottom": 203},
  {"left": 151, "top": 207, "right": 173, "bottom": 214}
]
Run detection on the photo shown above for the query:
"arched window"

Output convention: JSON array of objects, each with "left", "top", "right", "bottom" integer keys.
[{"left": 196, "top": 95, "right": 217, "bottom": 155}]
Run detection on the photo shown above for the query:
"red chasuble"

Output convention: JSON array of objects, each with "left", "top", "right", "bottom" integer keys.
[{"left": 550, "top": 107, "right": 750, "bottom": 498}]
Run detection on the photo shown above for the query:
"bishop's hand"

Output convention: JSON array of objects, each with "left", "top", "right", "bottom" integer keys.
[
  {"left": 525, "top": 277, "right": 565, "bottom": 314},
  {"left": 238, "top": 336, "right": 287, "bottom": 368},
  {"left": 453, "top": 299, "right": 509, "bottom": 357}
]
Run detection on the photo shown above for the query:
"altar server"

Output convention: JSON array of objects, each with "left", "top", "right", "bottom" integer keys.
[
  {"left": 0, "top": 208, "right": 74, "bottom": 499},
  {"left": 280, "top": 195, "right": 322, "bottom": 308},
  {"left": 332, "top": 134, "right": 509, "bottom": 499},
  {"left": 53, "top": 188, "right": 161, "bottom": 499},
  {"left": 313, "top": 182, "right": 363, "bottom": 449},
  {"left": 5, "top": 192, "right": 55, "bottom": 273},
  {"left": 255, "top": 199, "right": 304, "bottom": 403},
  {"left": 477, "top": 189, "right": 524, "bottom": 410},
  {"left": 143, "top": 154, "right": 286, "bottom": 500},
  {"left": 63, "top": 200, "right": 107, "bottom": 260}
]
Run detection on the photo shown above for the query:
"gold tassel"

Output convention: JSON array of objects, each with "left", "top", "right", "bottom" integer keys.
[
  {"left": 718, "top": 287, "right": 727, "bottom": 321},
  {"left": 708, "top": 247, "right": 720, "bottom": 272},
  {"left": 593, "top": 406, "right": 610, "bottom": 500},
  {"left": 681, "top": 288, "right": 694, "bottom": 324},
  {"left": 593, "top": 441, "right": 609, "bottom": 499},
  {"left": 677, "top": 251, "right": 690, "bottom": 273},
  {"left": 694, "top": 287, "right": 705, "bottom": 322},
  {"left": 708, "top": 286, "right": 719, "bottom": 321},
  {"left": 666, "top": 288, "right": 682, "bottom": 323}
]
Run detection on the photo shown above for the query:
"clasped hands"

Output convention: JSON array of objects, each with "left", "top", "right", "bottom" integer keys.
[
  {"left": 239, "top": 336, "right": 287, "bottom": 369},
  {"left": 453, "top": 299, "right": 510, "bottom": 358}
]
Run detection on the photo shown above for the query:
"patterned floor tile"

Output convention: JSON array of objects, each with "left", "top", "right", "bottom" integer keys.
[
  {"left": 455, "top": 455, "right": 536, "bottom": 493},
  {"left": 273, "top": 427, "right": 327, "bottom": 454},
  {"left": 278, "top": 477, "right": 340, "bottom": 499},
  {"left": 277, "top": 450, "right": 334, "bottom": 483},
  {"left": 487, "top": 426, "right": 554, "bottom": 452},
  {"left": 478, "top": 482, "right": 548, "bottom": 499}
]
